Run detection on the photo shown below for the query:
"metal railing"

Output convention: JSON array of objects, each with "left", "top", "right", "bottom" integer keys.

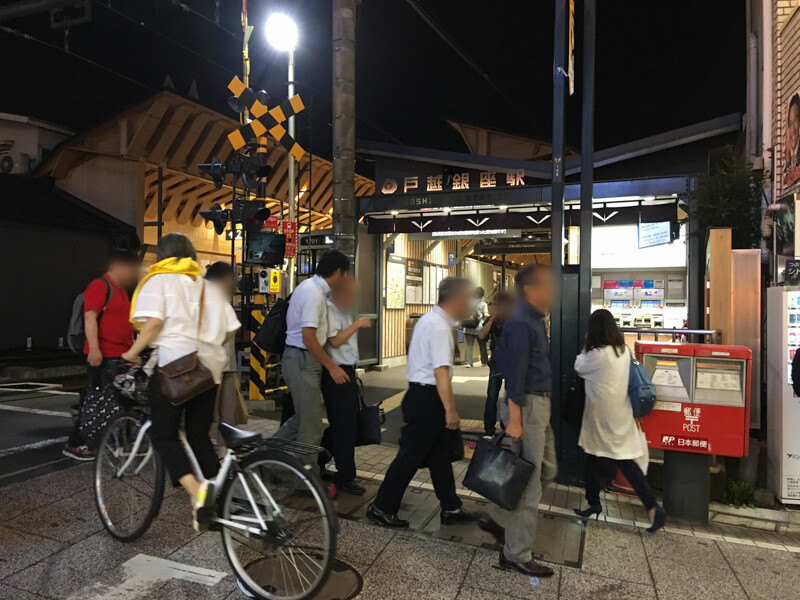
[{"left": 620, "top": 328, "right": 721, "bottom": 344}]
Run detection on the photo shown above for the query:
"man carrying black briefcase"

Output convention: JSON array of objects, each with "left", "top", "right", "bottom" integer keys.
[{"left": 478, "top": 264, "right": 558, "bottom": 579}]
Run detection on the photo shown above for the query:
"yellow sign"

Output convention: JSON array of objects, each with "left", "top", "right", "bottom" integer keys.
[{"left": 269, "top": 269, "right": 281, "bottom": 294}]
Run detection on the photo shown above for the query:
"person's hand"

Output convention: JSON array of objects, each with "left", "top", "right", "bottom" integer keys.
[
  {"left": 355, "top": 317, "right": 372, "bottom": 329},
  {"left": 445, "top": 407, "right": 460, "bottom": 430},
  {"left": 87, "top": 348, "right": 103, "bottom": 367},
  {"left": 505, "top": 420, "right": 523, "bottom": 442},
  {"left": 328, "top": 364, "right": 350, "bottom": 384},
  {"left": 121, "top": 350, "right": 141, "bottom": 365}
]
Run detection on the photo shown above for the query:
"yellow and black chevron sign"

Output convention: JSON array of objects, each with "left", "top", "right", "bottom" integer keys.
[{"left": 227, "top": 76, "right": 306, "bottom": 162}]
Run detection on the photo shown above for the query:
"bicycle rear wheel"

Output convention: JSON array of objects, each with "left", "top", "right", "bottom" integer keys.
[
  {"left": 94, "top": 412, "right": 165, "bottom": 541},
  {"left": 220, "top": 449, "right": 337, "bottom": 600}
]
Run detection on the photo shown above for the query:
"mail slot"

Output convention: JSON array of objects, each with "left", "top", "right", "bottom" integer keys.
[{"left": 635, "top": 342, "right": 751, "bottom": 458}]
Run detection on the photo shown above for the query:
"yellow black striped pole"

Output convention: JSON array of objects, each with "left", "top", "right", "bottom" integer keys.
[{"left": 249, "top": 294, "right": 267, "bottom": 401}]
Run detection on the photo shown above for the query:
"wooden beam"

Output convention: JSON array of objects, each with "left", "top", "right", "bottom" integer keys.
[
  {"left": 168, "top": 113, "right": 213, "bottom": 170},
  {"left": 186, "top": 122, "right": 227, "bottom": 173},
  {"left": 455, "top": 240, "right": 477, "bottom": 264},
  {"left": 177, "top": 186, "right": 219, "bottom": 224},
  {"left": 424, "top": 241, "right": 441, "bottom": 257},
  {"left": 382, "top": 233, "right": 400, "bottom": 251},
  {"left": 148, "top": 104, "right": 194, "bottom": 165},
  {"left": 162, "top": 181, "right": 206, "bottom": 221},
  {"left": 125, "top": 97, "right": 172, "bottom": 159}
]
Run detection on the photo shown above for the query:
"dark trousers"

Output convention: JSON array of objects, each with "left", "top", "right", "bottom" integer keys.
[
  {"left": 464, "top": 334, "right": 488, "bottom": 365},
  {"left": 584, "top": 453, "right": 657, "bottom": 511},
  {"left": 68, "top": 357, "right": 123, "bottom": 447},
  {"left": 320, "top": 364, "right": 359, "bottom": 484},
  {"left": 374, "top": 384, "right": 462, "bottom": 514},
  {"left": 483, "top": 362, "right": 503, "bottom": 434},
  {"left": 149, "top": 373, "right": 220, "bottom": 485}
]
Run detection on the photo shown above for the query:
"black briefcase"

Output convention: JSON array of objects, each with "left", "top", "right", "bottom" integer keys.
[
  {"left": 444, "top": 428, "right": 464, "bottom": 462},
  {"left": 463, "top": 434, "right": 535, "bottom": 511},
  {"left": 355, "top": 378, "right": 384, "bottom": 447}
]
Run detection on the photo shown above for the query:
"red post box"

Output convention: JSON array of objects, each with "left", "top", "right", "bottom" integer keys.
[{"left": 635, "top": 342, "right": 751, "bottom": 458}]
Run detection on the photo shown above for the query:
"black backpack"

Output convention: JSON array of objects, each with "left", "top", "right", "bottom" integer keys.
[
  {"left": 67, "top": 278, "right": 112, "bottom": 353},
  {"left": 254, "top": 294, "right": 291, "bottom": 354}
]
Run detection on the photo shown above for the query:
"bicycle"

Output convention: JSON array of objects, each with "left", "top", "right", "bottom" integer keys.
[{"left": 93, "top": 398, "right": 338, "bottom": 600}]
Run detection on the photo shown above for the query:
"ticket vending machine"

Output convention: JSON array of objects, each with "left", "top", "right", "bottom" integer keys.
[{"left": 635, "top": 342, "right": 751, "bottom": 457}]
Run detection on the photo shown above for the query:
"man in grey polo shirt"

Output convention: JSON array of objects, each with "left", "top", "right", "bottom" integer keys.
[{"left": 274, "top": 249, "right": 351, "bottom": 466}]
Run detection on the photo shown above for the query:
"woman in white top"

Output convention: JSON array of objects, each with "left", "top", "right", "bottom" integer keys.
[
  {"left": 573, "top": 309, "right": 665, "bottom": 533},
  {"left": 123, "top": 234, "right": 240, "bottom": 531}
]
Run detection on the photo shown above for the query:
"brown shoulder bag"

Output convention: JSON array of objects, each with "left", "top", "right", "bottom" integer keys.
[{"left": 158, "top": 281, "right": 216, "bottom": 406}]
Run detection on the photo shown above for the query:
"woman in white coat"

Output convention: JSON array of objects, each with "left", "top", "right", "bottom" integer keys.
[{"left": 573, "top": 309, "right": 666, "bottom": 533}]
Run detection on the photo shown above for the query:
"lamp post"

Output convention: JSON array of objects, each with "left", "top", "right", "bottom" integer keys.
[{"left": 266, "top": 12, "right": 299, "bottom": 291}]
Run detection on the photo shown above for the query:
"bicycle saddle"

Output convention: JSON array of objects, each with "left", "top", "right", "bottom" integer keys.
[{"left": 219, "top": 423, "right": 262, "bottom": 449}]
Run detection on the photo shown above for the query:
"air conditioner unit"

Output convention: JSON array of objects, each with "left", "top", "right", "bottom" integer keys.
[{"left": 0, "top": 152, "right": 31, "bottom": 174}]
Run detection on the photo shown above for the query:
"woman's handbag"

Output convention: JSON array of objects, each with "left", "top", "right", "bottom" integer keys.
[
  {"left": 462, "top": 433, "right": 536, "bottom": 511},
  {"left": 79, "top": 384, "right": 123, "bottom": 446},
  {"left": 355, "top": 378, "right": 384, "bottom": 446},
  {"left": 561, "top": 374, "right": 586, "bottom": 427},
  {"left": 158, "top": 282, "right": 216, "bottom": 406}
]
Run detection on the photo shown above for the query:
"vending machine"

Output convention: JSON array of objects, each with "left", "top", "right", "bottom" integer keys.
[{"left": 767, "top": 286, "right": 800, "bottom": 504}]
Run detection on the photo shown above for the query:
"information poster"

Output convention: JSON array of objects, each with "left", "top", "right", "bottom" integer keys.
[
  {"left": 405, "top": 259, "right": 423, "bottom": 304},
  {"left": 422, "top": 266, "right": 431, "bottom": 305},
  {"left": 386, "top": 258, "right": 406, "bottom": 309},
  {"left": 429, "top": 266, "right": 438, "bottom": 304}
]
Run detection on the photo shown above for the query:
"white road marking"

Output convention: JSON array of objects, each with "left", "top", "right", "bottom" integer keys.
[
  {"left": 67, "top": 554, "right": 228, "bottom": 600},
  {"left": 0, "top": 436, "right": 69, "bottom": 458},
  {"left": 0, "top": 404, "right": 73, "bottom": 417},
  {"left": 0, "top": 457, "right": 69, "bottom": 480}
]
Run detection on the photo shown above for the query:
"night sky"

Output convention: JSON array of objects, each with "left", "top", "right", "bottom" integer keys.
[{"left": 0, "top": 0, "right": 745, "bottom": 174}]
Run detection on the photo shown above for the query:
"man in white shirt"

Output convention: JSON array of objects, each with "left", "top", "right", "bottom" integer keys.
[
  {"left": 274, "top": 249, "right": 350, "bottom": 467},
  {"left": 319, "top": 275, "right": 372, "bottom": 495},
  {"left": 368, "top": 277, "right": 477, "bottom": 528}
]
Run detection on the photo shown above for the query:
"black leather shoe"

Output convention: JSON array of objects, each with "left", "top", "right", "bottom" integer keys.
[
  {"left": 367, "top": 503, "right": 409, "bottom": 528},
  {"left": 477, "top": 513, "right": 505, "bottom": 544},
  {"left": 499, "top": 550, "right": 555, "bottom": 578},
  {"left": 338, "top": 480, "right": 366, "bottom": 496},
  {"left": 440, "top": 506, "right": 478, "bottom": 525}
]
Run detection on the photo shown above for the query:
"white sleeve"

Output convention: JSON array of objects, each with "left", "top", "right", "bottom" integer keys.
[
  {"left": 429, "top": 325, "right": 453, "bottom": 370},
  {"left": 574, "top": 349, "right": 601, "bottom": 377},
  {"left": 132, "top": 276, "right": 166, "bottom": 322},
  {"left": 326, "top": 304, "right": 343, "bottom": 337},
  {"left": 224, "top": 302, "right": 240, "bottom": 333}
]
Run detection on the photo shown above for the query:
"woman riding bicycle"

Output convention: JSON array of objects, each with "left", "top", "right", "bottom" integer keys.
[{"left": 122, "top": 233, "right": 240, "bottom": 531}]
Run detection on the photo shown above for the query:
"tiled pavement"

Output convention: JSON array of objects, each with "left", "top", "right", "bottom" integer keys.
[{"left": 2, "top": 415, "right": 800, "bottom": 599}]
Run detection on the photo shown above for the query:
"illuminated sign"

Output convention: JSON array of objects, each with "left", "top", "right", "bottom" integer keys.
[
  {"left": 379, "top": 169, "right": 526, "bottom": 196},
  {"left": 638, "top": 221, "right": 672, "bottom": 248}
]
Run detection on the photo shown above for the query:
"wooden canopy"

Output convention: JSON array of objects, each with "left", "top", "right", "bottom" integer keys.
[{"left": 37, "top": 91, "right": 374, "bottom": 231}]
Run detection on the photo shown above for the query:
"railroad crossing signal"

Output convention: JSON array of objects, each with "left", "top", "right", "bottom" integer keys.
[{"left": 226, "top": 76, "right": 306, "bottom": 162}]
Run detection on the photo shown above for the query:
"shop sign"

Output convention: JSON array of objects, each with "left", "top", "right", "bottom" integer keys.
[
  {"left": 603, "top": 280, "right": 619, "bottom": 289},
  {"left": 618, "top": 279, "right": 633, "bottom": 288},
  {"left": 381, "top": 169, "right": 526, "bottom": 196},
  {"left": 643, "top": 280, "right": 655, "bottom": 288},
  {"left": 786, "top": 259, "right": 800, "bottom": 285},
  {"left": 633, "top": 280, "right": 644, "bottom": 288}
]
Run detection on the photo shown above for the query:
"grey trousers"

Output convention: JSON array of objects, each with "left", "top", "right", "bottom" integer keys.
[
  {"left": 487, "top": 394, "right": 557, "bottom": 563},
  {"left": 273, "top": 346, "right": 326, "bottom": 467}
]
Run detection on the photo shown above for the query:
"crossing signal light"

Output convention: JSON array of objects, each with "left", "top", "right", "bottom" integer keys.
[
  {"left": 242, "top": 201, "right": 270, "bottom": 234},
  {"left": 198, "top": 158, "right": 227, "bottom": 189},
  {"left": 199, "top": 203, "right": 228, "bottom": 235},
  {"left": 198, "top": 155, "right": 272, "bottom": 190}
]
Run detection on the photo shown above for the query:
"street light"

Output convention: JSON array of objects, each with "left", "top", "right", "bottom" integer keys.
[
  {"left": 265, "top": 13, "right": 298, "bottom": 52},
  {"left": 266, "top": 12, "right": 299, "bottom": 291}
]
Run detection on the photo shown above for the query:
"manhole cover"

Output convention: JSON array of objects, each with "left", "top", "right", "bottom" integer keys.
[{"left": 244, "top": 558, "right": 362, "bottom": 600}]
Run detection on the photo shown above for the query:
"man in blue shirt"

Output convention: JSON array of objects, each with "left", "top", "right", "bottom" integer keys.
[{"left": 480, "top": 264, "right": 557, "bottom": 578}]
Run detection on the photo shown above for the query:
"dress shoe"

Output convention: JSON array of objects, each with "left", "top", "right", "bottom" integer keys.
[
  {"left": 367, "top": 503, "right": 409, "bottom": 528},
  {"left": 477, "top": 513, "right": 505, "bottom": 544},
  {"left": 440, "top": 506, "right": 478, "bottom": 525},
  {"left": 499, "top": 549, "right": 555, "bottom": 578},
  {"left": 573, "top": 504, "right": 603, "bottom": 519},
  {"left": 338, "top": 480, "right": 366, "bottom": 496},
  {"left": 647, "top": 505, "right": 667, "bottom": 533}
]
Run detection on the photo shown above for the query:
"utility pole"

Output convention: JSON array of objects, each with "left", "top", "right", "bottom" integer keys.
[{"left": 332, "top": 0, "right": 357, "bottom": 263}]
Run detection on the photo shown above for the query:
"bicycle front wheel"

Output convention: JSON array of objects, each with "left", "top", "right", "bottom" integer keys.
[
  {"left": 94, "top": 412, "right": 165, "bottom": 541},
  {"left": 220, "top": 449, "right": 337, "bottom": 600}
]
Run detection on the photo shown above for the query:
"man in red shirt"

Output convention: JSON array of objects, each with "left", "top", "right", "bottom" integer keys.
[{"left": 63, "top": 250, "right": 139, "bottom": 460}]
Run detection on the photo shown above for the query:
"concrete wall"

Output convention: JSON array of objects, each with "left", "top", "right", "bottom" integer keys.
[{"left": 57, "top": 157, "right": 144, "bottom": 232}]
